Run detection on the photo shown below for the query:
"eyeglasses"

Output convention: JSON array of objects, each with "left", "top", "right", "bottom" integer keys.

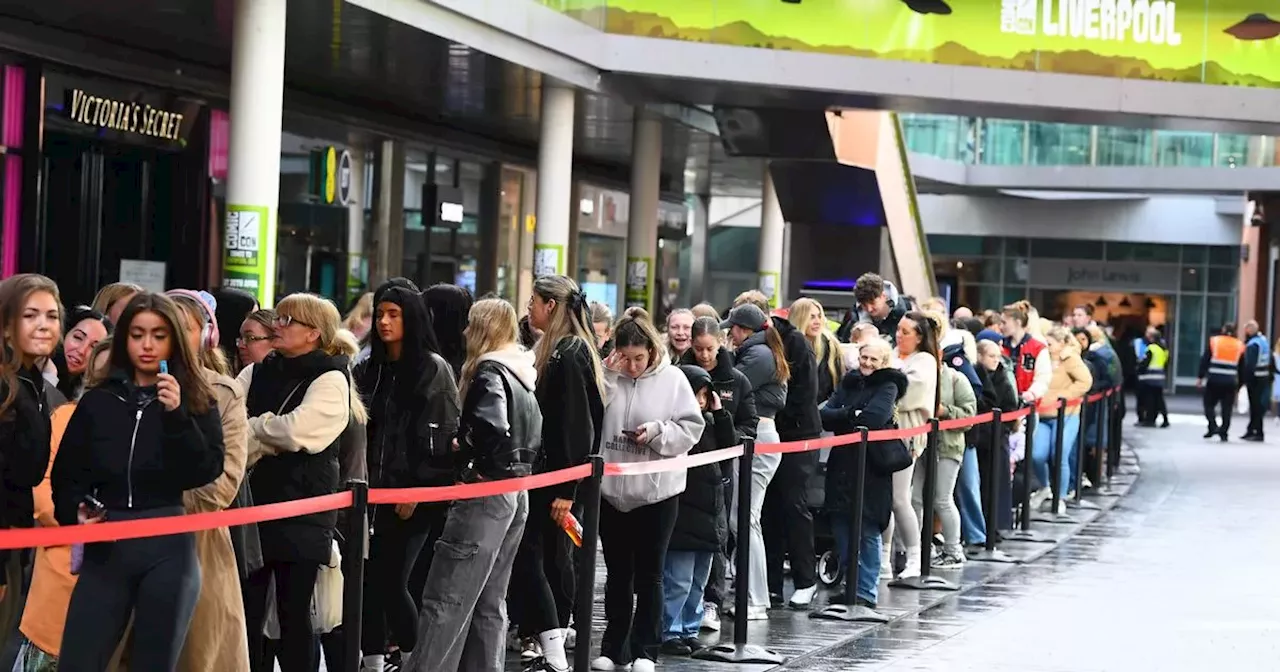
[
  {"left": 236, "top": 334, "right": 271, "bottom": 347},
  {"left": 273, "top": 315, "right": 313, "bottom": 329}
]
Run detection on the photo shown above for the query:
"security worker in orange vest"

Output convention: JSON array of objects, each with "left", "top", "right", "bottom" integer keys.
[{"left": 1198, "top": 322, "right": 1244, "bottom": 441}]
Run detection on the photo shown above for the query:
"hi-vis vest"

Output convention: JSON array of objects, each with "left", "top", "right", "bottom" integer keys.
[
  {"left": 1139, "top": 343, "right": 1168, "bottom": 385},
  {"left": 1249, "top": 334, "right": 1272, "bottom": 378},
  {"left": 1208, "top": 334, "right": 1245, "bottom": 381}
]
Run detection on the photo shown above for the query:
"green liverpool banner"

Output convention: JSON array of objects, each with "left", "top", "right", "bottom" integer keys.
[{"left": 547, "top": 0, "right": 1280, "bottom": 89}]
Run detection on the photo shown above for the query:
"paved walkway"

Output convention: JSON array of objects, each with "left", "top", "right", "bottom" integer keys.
[{"left": 788, "top": 415, "right": 1279, "bottom": 671}]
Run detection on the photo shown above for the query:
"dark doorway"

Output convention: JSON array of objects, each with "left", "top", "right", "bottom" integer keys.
[{"left": 39, "top": 132, "right": 207, "bottom": 307}]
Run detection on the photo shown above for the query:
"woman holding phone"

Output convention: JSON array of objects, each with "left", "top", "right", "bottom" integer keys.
[{"left": 51, "top": 292, "right": 225, "bottom": 671}]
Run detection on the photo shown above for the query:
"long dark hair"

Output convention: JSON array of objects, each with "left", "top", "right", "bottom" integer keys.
[
  {"left": 366, "top": 284, "right": 440, "bottom": 401},
  {"left": 0, "top": 274, "right": 62, "bottom": 416},
  {"left": 422, "top": 283, "right": 472, "bottom": 379},
  {"left": 106, "top": 293, "right": 214, "bottom": 414},
  {"left": 211, "top": 288, "right": 257, "bottom": 369},
  {"left": 531, "top": 275, "right": 604, "bottom": 398},
  {"left": 903, "top": 310, "right": 942, "bottom": 365},
  {"left": 53, "top": 305, "right": 112, "bottom": 399}
]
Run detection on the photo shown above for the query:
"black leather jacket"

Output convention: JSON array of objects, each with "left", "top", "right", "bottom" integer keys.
[
  {"left": 356, "top": 352, "right": 461, "bottom": 488},
  {"left": 459, "top": 360, "right": 543, "bottom": 481}
]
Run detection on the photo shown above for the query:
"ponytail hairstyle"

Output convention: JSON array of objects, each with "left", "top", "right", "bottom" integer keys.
[
  {"left": 690, "top": 316, "right": 723, "bottom": 345},
  {"left": 763, "top": 323, "right": 791, "bottom": 384},
  {"left": 531, "top": 275, "right": 605, "bottom": 398},
  {"left": 612, "top": 307, "right": 667, "bottom": 372},
  {"left": 902, "top": 310, "right": 942, "bottom": 368}
]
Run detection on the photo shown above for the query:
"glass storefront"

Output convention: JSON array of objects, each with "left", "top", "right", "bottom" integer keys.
[
  {"left": 929, "top": 235, "right": 1239, "bottom": 389},
  {"left": 902, "top": 114, "right": 1276, "bottom": 168}
]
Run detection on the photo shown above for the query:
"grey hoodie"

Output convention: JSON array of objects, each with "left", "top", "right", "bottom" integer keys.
[{"left": 600, "top": 357, "right": 706, "bottom": 512}]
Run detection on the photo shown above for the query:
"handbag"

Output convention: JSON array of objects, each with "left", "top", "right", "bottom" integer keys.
[{"left": 867, "top": 421, "right": 913, "bottom": 475}]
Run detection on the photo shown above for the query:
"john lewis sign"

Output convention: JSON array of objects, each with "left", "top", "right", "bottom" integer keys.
[{"left": 1028, "top": 259, "right": 1181, "bottom": 292}]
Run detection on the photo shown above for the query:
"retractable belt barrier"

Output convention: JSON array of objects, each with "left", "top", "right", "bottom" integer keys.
[{"left": 0, "top": 386, "right": 1118, "bottom": 551}]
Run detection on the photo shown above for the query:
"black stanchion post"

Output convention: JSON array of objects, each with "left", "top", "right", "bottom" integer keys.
[
  {"left": 889, "top": 420, "right": 958, "bottom": 591},
  {"left": 1107, "top": 392, "right": 1120, "bottom": 484},
  {"left": 342, "top": 479, "right": 368, "bottom": 672},
  {"left": 1006, "top": 408, "right": 1050, "bottom": 543},
  {"left": 1035, "top": 399, "right": 1074, "bottom": 524},
  {"left": 1073, "top": 399, "right": 1088, "bottom": 504},
  {"left": 813, "top": 428, "right": 888, "bottom": 621},
  {"left": 695, "top": 440, "right": 783, "bottom": 664},
  {"left": 572, "top": 455, "right": 605, "bottom": 672},
  {"left": 969, "top": 410, "right": 1017, "bottom": 563},
  {"left": 1092, "top": 394, "right": 1108, "bottom": 491}
]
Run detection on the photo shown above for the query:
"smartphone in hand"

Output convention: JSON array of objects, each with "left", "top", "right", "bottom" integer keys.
[{"left": 159, "top": 360, "right": 169, "bottom": 375}]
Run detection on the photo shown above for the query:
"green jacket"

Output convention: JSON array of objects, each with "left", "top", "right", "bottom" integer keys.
[{"left": 937, "top": 367, "right": 977, "bottom": 461}]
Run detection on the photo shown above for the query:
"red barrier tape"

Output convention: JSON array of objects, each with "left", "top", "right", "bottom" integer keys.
[
  {"left": 367, "top": 463, "right": 593, "bottom": 505},
  {"left": 0, "top": 386, "right": 1121, "bottom": 549},
  {"left": 0, "top": 492, "right": 352, "bottom": 551}
]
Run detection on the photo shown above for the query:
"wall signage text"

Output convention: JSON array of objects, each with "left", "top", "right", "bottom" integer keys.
[
  {"left": 67, "top": 88, "right": 186, "bottom": 141},
  {"left": 1001, "top": 0, "right": 1182, "bottom": 45}
]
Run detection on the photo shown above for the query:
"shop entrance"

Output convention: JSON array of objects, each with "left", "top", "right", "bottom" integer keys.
[{"left": 39, "top": 132, "right": 206, "bottom": 307}]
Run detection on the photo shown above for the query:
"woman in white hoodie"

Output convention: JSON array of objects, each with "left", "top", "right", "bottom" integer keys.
[
  {"left": 409, "top": 298, "right": 542, "bottom": 672},
  {"left": 595, "top": 308, "right": 705, "bottom": 672},
  {"left": 886, "top": 311, "right": 941, "bottom": 580}
]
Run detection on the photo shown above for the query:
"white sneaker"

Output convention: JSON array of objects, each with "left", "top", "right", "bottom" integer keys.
[
  {"left": 1081, "top": 474, "right": 1093, "bottom": 490},
  {"left": 590, "top": 657, "right": 630, "bottom": 671},
  {"left": 878, "top": 546, "right": 894, "bottom": 579},
  {"left": 898, "top": 547, "right": 922, "bottom": 579},
  {"left": 565, "top": 627, "right": 576, "bottom": 651},
  {"left": 1029, "top": 487, "right": 1052, "bottom": 512},
  {"left": 700, "top": 603, "right": 722, "bottom": 631},
  {"left": 725, "top": 604, "right": 770, "bottom": 620},
  {"left": 631, "top": 660, "right": 656, "bottom": 672},
  {"left": 788, "top": 585, "right": 818, "bottom": 607}
]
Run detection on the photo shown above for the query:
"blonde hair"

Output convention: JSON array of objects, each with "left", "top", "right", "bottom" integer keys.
[
  {"left": 275, "top": 293, "right": 348, "bottom": 357},
  {"left": 531, "top": 275, "right": 605, "bottom": 398},
  {"left": 1045, "top": 325, "right": 1081, "bottom": 357},
  {"left": 860, "top": 338, "right": 892, "bottom": 369},
  {"left": 588, "top": 301, "right": 613, "bottom": 327},
  {"left": 789, "top": 298, "right": 844, "bottom": 388},
  {"left": 977, "top": 339, "right": 1002, "bottom": 360},
  {"left": 691, "top": 303, "right": 719, "bottom": 321},
  {"left": 91, "top": 282, "right": 142, "bottom": 316},
  {"left": 918, "top": 296, "right": 947, "bottom": 314},
  {"left": 80, "top": 337, "right": 114, "bottom": 397},
  {"left": 733, "top": 290, "right": 770, "bottom": 312},
  {"left": 851, "top": 323, "right": 879, "bottom": 344},
  {"left": 343, "top": 292, "right": 374, "bottom": 333},
  {"left": 1085, "top": 324, "right": 1107, "bottom": 345},
  {"left": 460, "top": 298, "right": 520, "bottom": 399},
  {"left": 334, "top": 329, "right": 368, "bottom": 425}
]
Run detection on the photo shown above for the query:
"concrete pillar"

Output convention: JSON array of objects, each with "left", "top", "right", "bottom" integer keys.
[
  {"left": 223, "top": 0, "right": 286, "bottom": 305},
  {"left": 534, "top": 83, "right": 575, "bottom": 278},
  {"left": 686, "top": 192, "right": 709, "bottom": 305},
  {"left": 345, "top": 141, "right": 367, "bottom": 302},
  {"left": 625, "top": 111, "right": 662, "bottom": 313},
  {"left": 758, "top": 164, "right": 785, "bottom": 310},
  {"left": 372, "top": 140, "right": 405, "bottom": 287}
]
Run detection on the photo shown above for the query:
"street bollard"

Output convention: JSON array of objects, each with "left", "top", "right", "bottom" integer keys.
[
  {"left": 968, "top": 409, "right": 1016, "bottom": 563},
  {"left": 889, "top": 420, "right": 958, "bottom": 591},
  {"left": 813, "top": 428, "right": 889, "bottom": 621},
  {"left": 695, "top": 439, "right": 783, "bottom": 664},
  {"left": 572, "top": 455, "right": 606, "bottom": 672},
  {"left": 342, "top": 479, "right": 369, "bottom": 672}
]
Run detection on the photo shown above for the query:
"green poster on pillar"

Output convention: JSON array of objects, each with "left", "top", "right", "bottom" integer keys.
[
  {"left": 223, "top": 204, "right": 270, "bottom": 305},
  {"left": 759, "top": 271, "right": 780, "bottom": 310},
  {"left": 534, "top": 243, "right": 565, "bottom": 278},
  {"left": 626, "top": 256, "right": 653, "bottom": 313}
]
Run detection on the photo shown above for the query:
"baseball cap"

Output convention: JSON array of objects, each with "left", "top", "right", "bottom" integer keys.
[{"left": 720, "top": 304, "right": 768, "bottom": 332}]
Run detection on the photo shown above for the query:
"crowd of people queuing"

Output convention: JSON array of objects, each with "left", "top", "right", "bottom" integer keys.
[{"left": 0, "top": 268, "right": 1164, "bottom": 672}]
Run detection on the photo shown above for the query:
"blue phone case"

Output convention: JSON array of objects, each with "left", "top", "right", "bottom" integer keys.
[{"left": 160, "top": 360, "right": 169, "bottom": 374}]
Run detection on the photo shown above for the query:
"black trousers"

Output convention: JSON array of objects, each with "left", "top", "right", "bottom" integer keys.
[
  {"left": 245, "top": 560, "right": 321, "bottom": 672},
  {"left": 764, "top": 450, "right": 818, "bottom": 594},
  {"left": 60, "top": 507, "right": 201, "bottom": 672},
  {"left": 1247, "top": 379, "right": 1270, "bottom": 437},
  {"left": 599, "top": 496, "right": 679, "bottom": 665},
  {"left": 703, "top": 474, "right": 735, "bottom": 608},
  {"left": 362, "top": 504, "right": 438, "bottom": 655},
  {"left": 511, "top": 488, "right": 576, "bottom": 637},
  {"left": 1135, "top": 386, "right": 1160, "bottom": 424},
  {"left": 1203, "top": 382, "right": 1236, "bottom": 435}
]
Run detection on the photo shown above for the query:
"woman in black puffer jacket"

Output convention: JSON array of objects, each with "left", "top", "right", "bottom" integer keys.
[
  {"left": 819, "top": 339, "right": 907, "bottom": 609},
  {"left": 662, "top": 365, "right": 736, "bottom": 655}
]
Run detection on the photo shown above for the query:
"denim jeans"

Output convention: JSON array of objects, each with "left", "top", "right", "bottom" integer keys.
[
  {"left": 729, "top": 419, "right": 781, "bottom": 610},
  {"left": 1031, "top": 413, "right": 1081, "bottom": 497},
  {"left": 829, "top": 512, "right": 882, "bottom": 605},
  {"left": 662, "top": 551, "right": 713, "bottom": 641},
  {"left": 409, "top": 491, "right": 529, "bottom": 672},
  {"left": 956, "top": 447, "right": 986, "bottom": 545}
]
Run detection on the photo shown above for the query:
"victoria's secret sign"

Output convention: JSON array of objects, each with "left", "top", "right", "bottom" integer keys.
[{"left": 65, "top": 88, "right": 187, "bottom": 142}]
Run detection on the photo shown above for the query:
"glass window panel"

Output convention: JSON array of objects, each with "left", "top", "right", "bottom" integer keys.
[
  {"left": 1028, "top": 122, "right": 1092, "bottom": 166},
  {"left": 1207, "top": 267, "right": 1237, "bottom": 294},
  {"left": 1003, "top": 258, "right": 1030, "bottom": 285},
  {"left": 1208, "top": 245, "right": 1238, "bottom": 266},
  {"left": 927, "top": 234, "right": 986, "bottom": 256},
  {"left": 1216, "top": 134, "right": 1250, "bottom": 168},
  {"left": 1181, "top": 245, "right": 1207, "bottom": 265},
  {"left": 901, "top": 114, "right": 962, "bottom": 161},
  {"left": 1002, "top": 286, "right": 1027, "bottom": 305},
  {"left": 1106, "top": 242, "right": 1180, "bottom": 263},
  {"left": 980, "top": 120, "right": 1026, "bottom": 165},
  {"left": 1095, "top": 126, "right": 1153, "bottom": 166},
  {"left": 1180, "top": 267, "right": 1203, "bottom": 292},
  {"left": 1155, "top": 131, "right": 1213, "bottom": 167},
  {"left": 1030, "top": 238, "right": 1104, "bottom": 260},
  {"left": 1205, "top": 296, "right": 1234, "bottom": 334},
  {"left": 1005, "top": 237, "right": 1029, "bottom": 255},
  {"left": 1174, "top": 295, "right": 1201, "bottom": 378},
  {"left": 980, "top": 286, "right": 1003, "bottom": 313}
]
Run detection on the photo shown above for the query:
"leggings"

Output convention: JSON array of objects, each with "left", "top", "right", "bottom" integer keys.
[
  {"left": 882, "top": 458, "right": 921, "bottom": 552},
  {"left": 362, "top": 504, "right": 433, "bottom": 655},
  {"left": 912, "top": 452, "right": 962, "bottom": 553},
  {"left": 59, "top": 507, "right": 201, "bottom": 672},
  {"left": 511, "top": 488, "right": 576, "bottom": 637},
  {"left": 244, "top": 561, "right": 320, "bottom": 672}
]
